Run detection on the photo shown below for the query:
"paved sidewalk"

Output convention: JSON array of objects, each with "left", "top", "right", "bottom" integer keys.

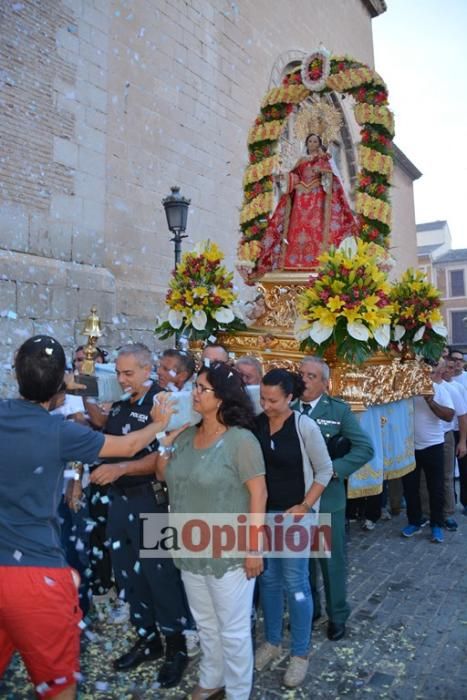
[{"left": 2, "top": 506, "right": 466, "bottom": 699}]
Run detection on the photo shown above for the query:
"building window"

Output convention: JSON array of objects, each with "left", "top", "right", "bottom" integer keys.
[
  {"left": 449, "top": 269, "right": 465, "bottom": 297},
  {"left": 451, "top": 310, "right": 467, "bottom": 345},
  {"left": 418, "top": 265, "right": 430, "bottom": 282}
]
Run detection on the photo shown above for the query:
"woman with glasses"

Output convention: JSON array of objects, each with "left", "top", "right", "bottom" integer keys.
[
  {"left": 253, "top": 368, "right": 333, "bottom": 689},
  {"left": 155, "top": 362, "right": 267, "bottom": 700}
]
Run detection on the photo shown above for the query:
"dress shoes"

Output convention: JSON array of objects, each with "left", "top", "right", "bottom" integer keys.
[
  {"left": 113, "top": 636, "right": 163, "bottom": 671},
  {"left": 158, "top": 632, "right": 189, "bottom": 688},
  {"left": 327, "top": 621, "right": 346, "bottom": 641},
  {"left": 187, "top": 685, "right": 225, "bottom": 700}
]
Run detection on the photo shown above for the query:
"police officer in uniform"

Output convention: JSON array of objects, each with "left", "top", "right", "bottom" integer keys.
[
  {"left": 90, "top": 343, "right": 190, "bottom": 687},
  {"left": 295, "top": 357, "right": 374, "bottom": 641}
]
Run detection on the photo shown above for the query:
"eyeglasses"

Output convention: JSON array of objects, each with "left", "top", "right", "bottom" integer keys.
[{"left": 193, "top": 382, "right": 215, "bottom": 394}]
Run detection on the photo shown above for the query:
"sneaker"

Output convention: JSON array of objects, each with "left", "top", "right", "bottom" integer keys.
[
  {"left": 431, "top": 526, "right": 444, "bottom": 543},
  {"left": 401, "top": 524, "right": 422, "bottom": 538},
  {"left": 361, "top": 519, "right": 376, "bottom": 531},
  {"left": 109, "top": 598, "right": 130, "bottom": 625},
  {"left": 255, "top": 642, "right": 282, "bottom": 671},
  {"left": 444, "top": 517, "right": 458, "bottom": 531},
  {"left": 380, "top": 508, "right": 392, "bottom": 521},
  {"left": 184, "top": 630, "right": 200, "bottom": 658},
  {"left": 283, "top": 656, "right": 309, "bottom": 688},
  {"left": 93, "top": 589, "right": 116, "bottom": 604},
  {"left": 420, "top": 517, "right": 430, "bottom": 528}
]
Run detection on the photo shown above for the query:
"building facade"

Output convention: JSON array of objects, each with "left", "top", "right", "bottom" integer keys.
[
  {"left": 416, "top": 220, "right": 467, "bottom": 351},
  {"left": 1, "top": 0, "right": 422, "bottom": 394}
]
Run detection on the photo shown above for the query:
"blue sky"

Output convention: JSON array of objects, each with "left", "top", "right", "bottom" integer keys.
[{"left": 373, "top": 0, "right": 467, "bottom": 248}]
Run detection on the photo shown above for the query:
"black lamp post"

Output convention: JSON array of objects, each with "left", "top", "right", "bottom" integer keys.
[{"left": 162, "top": 186, "right": 191, "bottom": 269}]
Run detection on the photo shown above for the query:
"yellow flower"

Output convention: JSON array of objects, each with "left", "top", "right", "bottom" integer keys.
[
  {"left": 341, "top": 308, "right": 363, "bottom": 324},
  {"left": 312, "top": 307, "right": 337, "bottom": 326},
  {"left": 328, "top": 295, "right": 344, "bottom": 312},
  {"left": 193, "top": 286, "right": 209, "bottom": 298},
  {"left": 330, "top": 279, "right": 345, "bottom": 294},
  {"left": 361, "top": 309, "right": 382, "bottom": 326},
  {"left": 205, "top": 243, "right": 223, "bottom": 262}
]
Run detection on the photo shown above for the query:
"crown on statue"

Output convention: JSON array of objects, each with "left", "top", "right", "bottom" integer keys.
[{"left": 294, "top": 98, "right": 343, "bottom": 147}]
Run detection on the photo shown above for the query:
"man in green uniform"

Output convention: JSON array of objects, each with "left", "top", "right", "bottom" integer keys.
[{"left": 295, "top": 357, "right": 374, "bottom": 641}]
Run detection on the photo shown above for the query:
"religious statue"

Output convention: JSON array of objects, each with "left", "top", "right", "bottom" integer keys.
[
  {"left": 254, "top": 129, "right": 358, "bottom": 276},
  {"left": 255, "top": 102, "right": 358, "bottom": 277}
]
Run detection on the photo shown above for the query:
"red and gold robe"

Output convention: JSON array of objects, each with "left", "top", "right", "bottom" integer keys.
[{"left": 256, "top": 152, "right": 357, "bottom": 275}]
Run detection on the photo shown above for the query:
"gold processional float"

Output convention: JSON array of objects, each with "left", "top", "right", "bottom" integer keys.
[
  {"left": 216, "top": 271, "right": 433, "bottom": 413},
  {"left": 181, "top": 49, "right": 445, "bottom": 497},
  {"left": 221, "top": 49, "right": 436, "bottom": 412}
]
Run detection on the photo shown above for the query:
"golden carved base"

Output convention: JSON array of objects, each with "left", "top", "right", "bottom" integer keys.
[
  {"left": 192, "top": 272, "right": 433, "bottom": 411},
  {"left": 215, "top": 330, "right": 433, "bottom": 410}
]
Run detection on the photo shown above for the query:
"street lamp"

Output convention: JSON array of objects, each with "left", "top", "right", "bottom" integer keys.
[{"left": 162, "top": 186, "right": 191, "bottom": 269}]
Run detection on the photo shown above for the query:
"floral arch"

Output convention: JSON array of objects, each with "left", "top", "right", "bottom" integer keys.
[{"left": 237, "top": 50, "right": 394, "bottom": 282}]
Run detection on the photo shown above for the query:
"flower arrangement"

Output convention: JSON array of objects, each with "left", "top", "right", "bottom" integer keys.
[
  {"left": 301, "top": 49, "right": 331, "bottom": 91},
  {"left": 155, "top": 241, "right": 245, "bottom": 341},
  {"left": 390, "top": 268, "right": 447, "bottom": 362},
  {"left": 237, "top": 51, "right": 395, "bottom": 281},
  {"left": 295, "top": 238, "right": 393, "bottom": 364}
]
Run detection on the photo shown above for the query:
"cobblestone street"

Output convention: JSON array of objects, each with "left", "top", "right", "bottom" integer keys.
[{"left": 2, "top": 505, "right": 466, "bottom": 699}]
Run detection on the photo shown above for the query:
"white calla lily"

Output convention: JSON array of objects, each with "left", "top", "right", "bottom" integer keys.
[
  {"left": 413, "top": 325, "right": 425, "bottom": 343},
  {"left": 192, "top": 310, "right": 208, "bottom": 331},
  {"left": 193, "top": 240, "right": 205, "bottom": 254},
  {"left": 213, "top": 307, "right": 235, "bottom": 324},
  {"left": 347, "top": 321, "right": 370, "bottom": 342},
  {"left": 338, "top": 236, "right": 358, "bottom": 257},
  {"left": 431, "top": 322, "right": 448, "bottom": 338},
  {"left": 309, "top": 321, "right": 334, "bottom": 345},
  {"left": 373, "top": 323, "right": 390, "bottom": 347},
  {"left": 168, "top": 309, "right": 184, "bottom": 329},
  {"left": 393, "top": 324, "right": 406, "bottom": 341},
  {"left": 294, "top": 317, "right": 311, "bottom": 342}
]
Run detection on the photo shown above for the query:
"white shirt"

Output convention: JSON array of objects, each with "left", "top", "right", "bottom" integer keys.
[
  {"left": 299, "top": 396, "right": 323, "bottom": 413},
  {"left": 413, "top": 382, "right": 454, "bottom": 450},
  {"left": 51, "top": 393, "right": 85, "bottom": 418},
  {"left": 441, "top": 380, "right": 467, "bottom": 432},
  {"left": 453, "top": 372, "right": 467, "bottom": 390}
]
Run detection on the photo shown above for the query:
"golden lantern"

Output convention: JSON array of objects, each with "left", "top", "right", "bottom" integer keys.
[{"left": 80, "top": 306, "right": 102, "bottom": 375}]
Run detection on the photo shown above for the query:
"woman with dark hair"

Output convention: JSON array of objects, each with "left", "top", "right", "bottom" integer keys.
[
  {"left": 254, "top": 132, "right": 357, "bottom": 275},
  {"left": 253, "top": 368, "right": 333, "bottom": 688},
  {"left": 155, "top": 362, "right": 267, "bottom": 700}
]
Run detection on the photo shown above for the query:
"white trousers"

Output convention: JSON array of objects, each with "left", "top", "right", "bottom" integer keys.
[{"left": 181, "top": 567, "right": 255, "bottom": 700}]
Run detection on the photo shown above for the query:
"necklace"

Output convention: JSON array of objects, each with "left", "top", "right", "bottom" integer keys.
[{"left": 196, "top": 424, "right": 226, "bottom": 446}]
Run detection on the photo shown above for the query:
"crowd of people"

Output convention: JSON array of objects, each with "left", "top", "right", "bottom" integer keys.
[{"left": 0, "top": 335, "right": 466, "bottom": 699}]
